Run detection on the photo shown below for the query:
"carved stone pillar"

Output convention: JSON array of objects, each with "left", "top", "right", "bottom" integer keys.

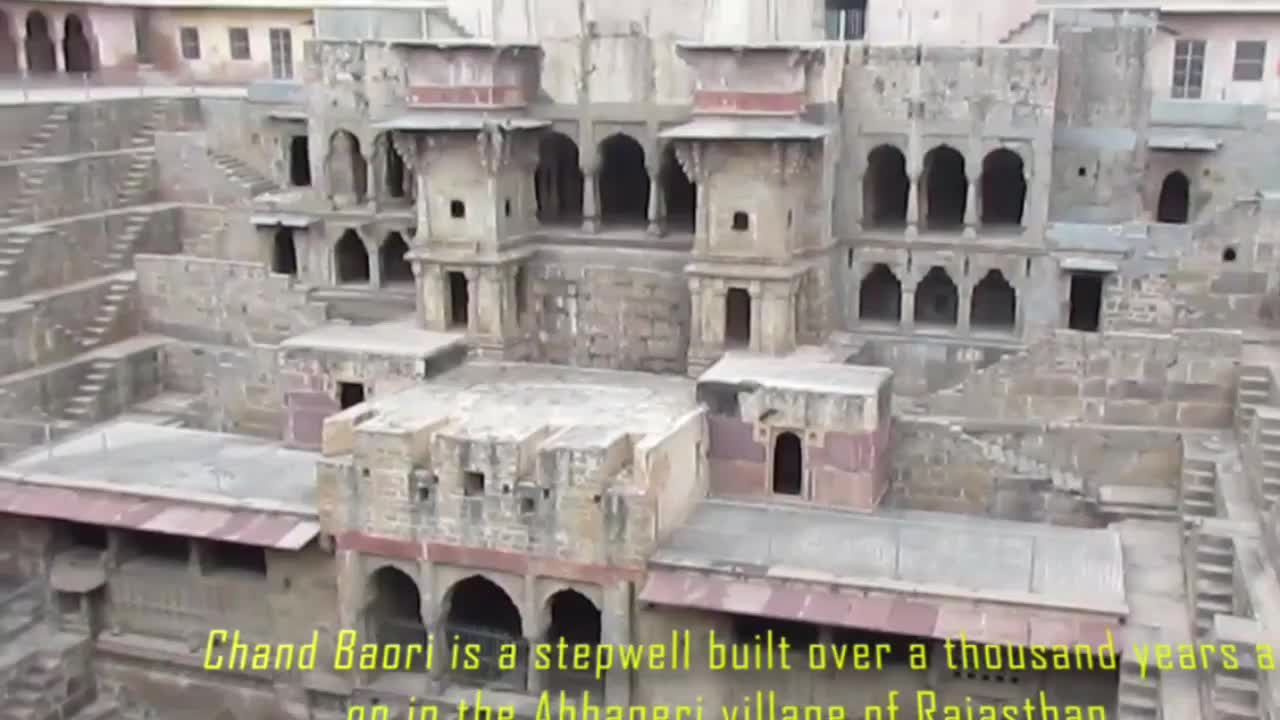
[
  {"left": 581, "top": 166, "right": 599, "bottom": 233},
  {"left": 646, "top": 172, "right": 662, "bottom": 236},
  {"left": 963, "top": 180, "right": 978, "bottom": 238},
  {"left": 905, "top": 176, "right": 919, "bottom": 239},
  {"left": 901, "top": 281, "right": 917, "bottom": 331}
]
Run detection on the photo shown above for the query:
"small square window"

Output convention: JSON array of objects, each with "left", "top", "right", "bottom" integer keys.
[
  {"left": 229, "top": 28, "right": 251, "bottom": 60},
  {"left": 179, "top": 27, "right": 200, "bottom": 60},
  {"left": 463, "top": 471, "right": 485, "bottom": 496},
  {"left": 1233, "top": 40, "right": 1267, "bottom": 82},
  {"left": 450, "top": 200, "right": 466, "bottom": 219},
  {"left": 519, "top": 497, "right": 536, "bottom": 514},
  {"left": 732, "top": 212, "right": 749, "bottom": 231}
]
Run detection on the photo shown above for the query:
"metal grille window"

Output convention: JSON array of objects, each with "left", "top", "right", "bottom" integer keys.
[
  {"left": 179, "top": 27, "right": 200, "bottom": 60},
  {"left": 1172, "top": 39, "right": 1207, "bottom": 99},
  {"left": 1233, "top": 40, "right": 1266, "bottom": 82},
  {"left": 825, "top": 0, "right": 867, "bottom": 40},
  {"left": 228, "top": 27, "right": 251, "bottom": 60},
  {"left": 269, "top": 28, "right": 293, "bottom": 79}
]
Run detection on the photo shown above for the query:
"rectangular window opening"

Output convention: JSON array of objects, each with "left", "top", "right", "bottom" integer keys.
[
  {"left": 339, "top": 381, "right": 365, "bottom": 409},
  {"left": 229, "top": 28, "right": 251, "bottom": 60},
  {"left": 179, "top": 27, "right": 200, "bottom": 60},
  {"left": 1233, "top": 40, "right": 1266, "bottom": 82},
  {"left": 1068, "top": 272, "right": 1104, "bottom": 333},
  {"left": 1172, "top": 39, "right": 1207, "bottom": 99},
  {"left": 205, "top": 541, "right": 267, "bottom": 576},
  {"left": 463, "top": 471, "right": 486, "bottom": 497}
]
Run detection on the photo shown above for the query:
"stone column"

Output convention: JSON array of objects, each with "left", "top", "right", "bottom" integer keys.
[
  {"left": 688, "top": 280, "right": 704, "bottom": 348},
  {"left": 52, "top": 32, "right": 64, "bottom": 73},
  {"left": 900, "top": 281, "right": 916, "bottom": 331},
  {"left": 905, "top": 176, "right": 919, "bottom": 238},
  {"left": 15, "top": 31, "right": 27, "bottom": 73},
  {"left": 601, "top": 582, "right": 632, "bottom": 707},
  {"left": 464, "top": 269, "right": 478, "bottom": 333},
  {"left": 367, "top": 239, "right": 381, "bottom": 289},
  {"left": 1020, "top": 171, "right": 1032, "bottom": 231},
  {"left": 646, "top": 172, "right": 662, "bottom": 236},
  {"left": 749, "top": 283, "right": 762, "bottom": 351},
  {"left": 414, "top": 172, "right": 431, "bottom": 242},
  {"left": 963, "top": 180, "right": 978, "bottom": 238},
  {"left": 581, "top": 165, "right": 599, "bottom": 233},
  {"left": 958, "top": 284, "right": 972, "bottom": 333}
]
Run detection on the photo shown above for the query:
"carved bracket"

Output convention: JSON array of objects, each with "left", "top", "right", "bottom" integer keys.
[
  {"left": 673, "top": 141, "right": 706, "bottom": 183},
  {"left": 390, "top": 131, "right": 420, "bottom": 169}
]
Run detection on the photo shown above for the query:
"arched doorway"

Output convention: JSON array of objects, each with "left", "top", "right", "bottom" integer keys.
[
  {"left": 334, "top": 230, "right": 369, "bottom": 284},
  {"left": 445, "top": 576, "right": 525, "bottom": 688},
  {"left": 980, "top": 149, "right": 1026, "bottom": 227},
  {"left": 970, "top": 269, "right": 1016, "bottom": 330},
  {"left": 380, "top": 232, "right": 412, "bottom": 285},
  {"left": 381, "top": 133, "right": 405, "bottom": 199},
  {"left": 725, "top": 287, "right": 751, "bottom": 348},
  {"left": 365, "top": 566, "right": 427, "bottom": 671},
  {"left": 544, "top": 590, "right": 603, "bottom": 694},
  {"left": 772, "top": 432, "right": 803, "bottom": 496},
  {"left": 859, "top": 263, "right": 902, "bottom": 323},
  {"left": 598, "top": 134, "right": 649, "bottom": 226},
  {"left": 271, "top": 228, "right": 296, "bottom": 276},
  {"left": 863, "top": 145, "right": 908, "bottom": 228},
  {"left": 913, "top": 266, "right": 958, "bottom": 326},
  {"left": 24, "top": 12, "right": 56, "bottom": 74},
  {"left": 0, "top": 11, "right": 19, "bottom": 73},
  {"left": 535, "top": 132, "right": 583, "bottom": 224},
  {"left": 327, "top": 130, "right": 367, "bottom": 206},
  {"left": 922, "top": 145, "right": 967, "bottom": 230},
  {"left": 62, "top": 14, "right": 95, "bottom": 74},
  {"left": 1157, "top": 171, "right": 1190, "bottom": 224},
  {"left": 660, "top": 145, "right": 695, "bottom": 233}
]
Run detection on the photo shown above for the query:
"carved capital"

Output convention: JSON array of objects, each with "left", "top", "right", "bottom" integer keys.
[
  {"left": 673, "top": 141, "right": 706, "bottom": 183},
  {"left": 771, "top": 142, "right": 812, "bottom": 182},
  {"left": 477, "top": 124, "right": 511, "bottom": 176},
  {"left": 390, "top": 131, "right": 420, "bottom": 168}
]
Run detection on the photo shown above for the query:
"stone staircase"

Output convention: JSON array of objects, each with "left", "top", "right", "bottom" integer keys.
[
  {"left": 1000, "top": 11, "right": 1047, "bottom": 43},
  {"left": 210, "top": 150, "right": 277, "bottom": 197},
  {"left": 14, "top": 104, "right": 74, "bottom": 159},
  {"left": 93, "top": 214, "right": 150, "bottom": 275},
  {"left": 1117, "top": 643, "right": 1160, "bottom": 720},
  {"left": 1251, "top": 406, "right": 1280, "bottom": 510},
  {"left": 0, "top": 165, "right": 53, "bottom": 226},
  {"left": 1181, "top": 453, "right": 1219, "bottom": 529},
  {"left": 1191, "top": 532, "right": 1236, "bottom": 638},
  {"left": 77, "top": 274, "right": 135, "bottom": 351},
  {"left": 1236, "top": 366, "right": 1270, "bottom": 439},
  {"left": 115, "top": 151, "right": 156, "bottom": 208},
  {"left": 950, "top": 427, "right": 1086, "bottom": 493},
  {"left": 61, "top": 358, "right": 118, "bottom": 422},
  {"left": 0, "top": 232, "right": 34, "bottom": 290},
  {"left": 1214, "top": 672, "right": 1262, "bottom": 720}
]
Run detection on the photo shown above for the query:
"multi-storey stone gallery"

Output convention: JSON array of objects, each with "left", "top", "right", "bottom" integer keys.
[{"left": 1, "top": 2, "right": 1280, "bottom": 720}]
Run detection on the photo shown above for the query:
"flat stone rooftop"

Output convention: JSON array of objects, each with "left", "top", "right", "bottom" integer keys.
[
  {"left": 700, "top": 351, "right": 892, "bottom": 396},
  {"left": 651, "top": 499, "right": 1127, "bottom": 616},
  {"left": 355, "top": 361, "right": 698, "bottom": 440},
  {"left": 2, "top": 420, "right": 317, "bottom": 507},
  {"left": 281, "top": 320, "right": 463, "bottom": 359}
]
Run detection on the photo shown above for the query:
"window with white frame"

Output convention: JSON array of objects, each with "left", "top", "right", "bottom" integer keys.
[
  {"left": 1172, "top": 39, "right": 1207, "bottom": 99},
  {"left": 825, "top": 0, "right": 867, "bottom": 40},
  {"left": 179, "top": 27, "right": 200, "bottom": 60},
  {"left": 1233, "top": 40, "right": 1266, "bottom": 82},
  {"left": 228, "top": 27, "right": 251, "bottom": 60},
  {"left": 269, "top": 28, "right": 293, "bottom": 79}
]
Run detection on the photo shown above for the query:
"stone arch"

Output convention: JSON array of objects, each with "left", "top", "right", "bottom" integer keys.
[
  {"left": 660, "top": 144, "right": 695, "bottom": 233},
  {"left": 970, "top": 269, "right": 1016, "bottom": 330},
  {"left": 379, "top": 132, "right": 406, "bottom": 199},
  {"left": 364, "top": 565, "right": 427, "bottom": 655},
  {"left": 1157, "top": 170, "right": 1190, "bottom": 224},
  {"left": 543, "top": 589, "right": 603, "bottom": 694},
  {"left": 24, "top": 11, "right": 56, "bottom": 74},
  {"left": 326, "top": 130, "right": 367, "bottom": 206},
  {"left": 62, "top": 13, "right": 95, "bottom": 73},
  {"left": 380, "top": 231, "right": 412, "bottom": 285},
  {"left": 598, "top": 133, "right": 649, "bottom": 225},
  {"left": 0, "top": 11, "right": 18, "bottom": 73},
  {"left": 863, "top": 144, "right": 908, "bottom": 227},
  {"left": 535, "top": 131, "right": 583, "bottom": 223},
  {"left": 914, "top": 266, "right": 958, "bottom": 326},
  {"left": 334, "top": 229, "right": 370, "bottom": 284},
  {"left": 444, "top": 575, "right": 526, "bottom": 687},
  {"left": 980, "top": 148, "right": 1025, "bottom": 226},
  {"left": 922, "top": 145, "right": 967, "bottom": 230},
  {"left": 859, "top": 263, "right": 901, "bottom": 323}
]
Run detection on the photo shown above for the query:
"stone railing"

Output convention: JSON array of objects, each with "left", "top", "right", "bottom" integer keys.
[{"left": 0, "top": 70, "right": 249, "bottom": 104}]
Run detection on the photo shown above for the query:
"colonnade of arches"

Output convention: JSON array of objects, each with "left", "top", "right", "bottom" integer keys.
[
  {"left": 0, "top": 9, "right": 97, "bottom": 75},
  {"left": 862, "top": 144, "right": 1028, "bottom": 231},
  {"left": 325, "top": 130, "right": 408, "bottom": 207},
  {"left": 326, "top": 229, "right": 413, "bottom": 286},
  {"left": 364, "top": 566, "right": 604, "bottom": 694},
  {"left": 857, "top": 262, "right": 1018, "bottom": 331}
]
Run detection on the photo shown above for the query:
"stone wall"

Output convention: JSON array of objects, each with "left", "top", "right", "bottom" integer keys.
[
  {"left": 0, "top": 98, "right": 195, "bottom": 162},
  {"left": 0, "top": 340, "right": 167, "bottom": 425},
  {"left": 922, "top": 328, "right": 1241, "bottom": 427},
  {"left": 852, "top": 337, "right": 1019, "bottom": 396},
  {"left": 530, "top": 246, "right": 690, "bottom": 374},
  {"left": 888, "top": 419, "right": 1097, "bottom": 525},
  {"left": 135, "top": 254, "right": 327, "bottom": 346},
  {"left": 0, "top": 151, "right": 155, "bottom": 226}
]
